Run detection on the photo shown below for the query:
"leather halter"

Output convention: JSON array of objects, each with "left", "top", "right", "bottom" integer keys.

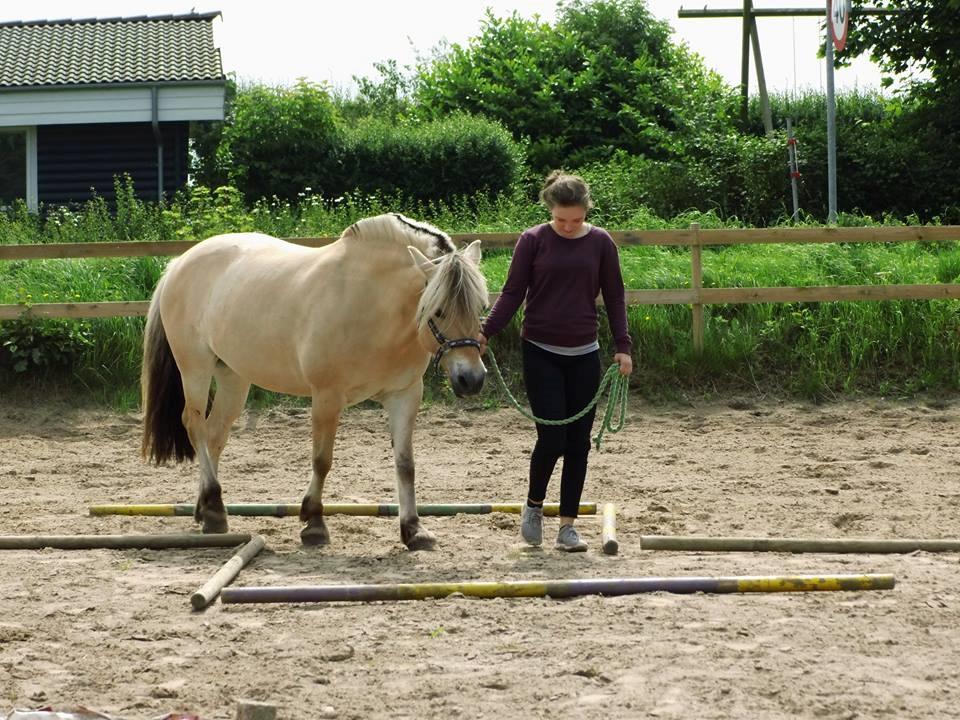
[{"left": 427, "top": 317, "right": 481, "bottom": 375}]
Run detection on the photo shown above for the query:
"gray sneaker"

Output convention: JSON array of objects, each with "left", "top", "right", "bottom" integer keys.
[
  {"left": 520, "top": 504, "right": 544, "bottom": 546},
  {"left": 555, "top": 523, "right": 588, "bottom": 552}
]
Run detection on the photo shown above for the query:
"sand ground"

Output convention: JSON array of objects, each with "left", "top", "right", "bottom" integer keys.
[{"left": 1, "top": 395, "right": 959, "bottom": 719}]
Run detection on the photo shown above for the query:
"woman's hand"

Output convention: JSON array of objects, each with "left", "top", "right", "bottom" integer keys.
[
  {"left": 613, "top": 352, "right": 632, "bottom": 376},
  {"left": 476, "top": 332, "right": 489, "bottom": 355}
]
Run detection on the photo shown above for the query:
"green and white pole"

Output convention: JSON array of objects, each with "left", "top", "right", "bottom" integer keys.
[{"left": 89, "top": 502, "right": 598, "bottom": 518}]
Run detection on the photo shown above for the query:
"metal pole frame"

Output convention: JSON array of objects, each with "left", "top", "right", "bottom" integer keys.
[{"left": 825, "top": 9, "right": 838, "bottom": 224}]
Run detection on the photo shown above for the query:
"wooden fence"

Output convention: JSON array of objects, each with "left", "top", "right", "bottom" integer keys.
[{"left": 2, "top": 224, "right": 959, "bottom": 351}]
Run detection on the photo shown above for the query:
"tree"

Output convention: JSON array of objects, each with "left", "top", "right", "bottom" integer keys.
[
  {"left": 219, "top": 80, "right": 344, "bottom": 202},
  {"left": 415, "top": 0, "right": 736, "bottom": 170},
  {"left": 337, "top": 60, "right": 417, "bottom": 124},
  {"left": 840, "top": 0, "right": 960, "bottom": 222},
  {"left": 843, "top": 0, "right": 960, "bottom": 96}
]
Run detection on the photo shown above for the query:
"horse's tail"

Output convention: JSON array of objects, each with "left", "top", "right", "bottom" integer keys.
[{"left": 141, "top": 273, "right": 195, "bottom": 464}]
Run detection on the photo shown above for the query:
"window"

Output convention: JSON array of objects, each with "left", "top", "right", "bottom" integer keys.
[{"left": 0, "top": 130, "right": 26, "bottom": 210}]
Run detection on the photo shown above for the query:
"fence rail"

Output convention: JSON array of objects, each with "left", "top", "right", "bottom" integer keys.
[{"left": 3, "top": 225, "right": 959, "bottom": 350}]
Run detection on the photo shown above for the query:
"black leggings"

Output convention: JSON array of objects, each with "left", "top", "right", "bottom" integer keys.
[{"left": 522, "top": 340, "right": 601, "bottom": 518}]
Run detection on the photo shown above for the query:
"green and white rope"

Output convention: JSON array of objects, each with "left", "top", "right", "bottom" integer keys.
[{"left": 485, "top": 347, "right": 629, "bottom": 451}]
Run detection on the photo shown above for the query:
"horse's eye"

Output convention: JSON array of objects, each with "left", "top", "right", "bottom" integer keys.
[{"left": 434, "top": 309, "right": 445, "bottom": 320}]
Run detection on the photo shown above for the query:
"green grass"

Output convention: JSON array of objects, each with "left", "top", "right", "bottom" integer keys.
[{"left": 2, "top": 183, "right": 959, "bottom": 406}]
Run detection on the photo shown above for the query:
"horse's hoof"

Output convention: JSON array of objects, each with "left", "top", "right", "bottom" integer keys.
[
  {"left": 202, "top": 516, "right": 229, "bottom": 534},
  {"left": 300, "top": 524, "right": 330, "bottom": 547},
  {"left": 405, "top": 529, "right": 437, "bottom": 552}
]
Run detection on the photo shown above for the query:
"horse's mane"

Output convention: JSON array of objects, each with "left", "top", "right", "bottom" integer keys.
[
  {"left": 415, "top": 244, "right": 488, "bottom": 335},
  {"left": 345, "top": 214, "right": 487, "bottom": 334},
  {"left": 345, "top": 213, "right": 455, "bottom": 259}
]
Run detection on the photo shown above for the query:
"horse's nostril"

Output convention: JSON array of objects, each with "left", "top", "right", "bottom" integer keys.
[{"left": 454, "top": 372, "right": 484, "bottom": 396}]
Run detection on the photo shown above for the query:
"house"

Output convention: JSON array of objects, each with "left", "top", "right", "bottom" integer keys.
[{"left": 0, "top": 12, "right": 225, "bottom": 211}]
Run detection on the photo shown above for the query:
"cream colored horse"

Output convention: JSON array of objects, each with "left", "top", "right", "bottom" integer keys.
[{"left": 141, "top": 213, "right": 487, "bottom": 550}]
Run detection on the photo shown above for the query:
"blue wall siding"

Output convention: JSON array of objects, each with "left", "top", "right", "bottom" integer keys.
[{"left": 37, "top": 122, "right": 188, "bottom": 205}]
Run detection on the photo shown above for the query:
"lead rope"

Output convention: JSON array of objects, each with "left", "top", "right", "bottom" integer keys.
[{"left": 485, "top": 347, "right": 629, "bottom": 451}]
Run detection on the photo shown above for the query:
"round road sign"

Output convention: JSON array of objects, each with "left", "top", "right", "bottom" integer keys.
[{"left": 828, "top": 0, "right": 852, "bottom": 51}]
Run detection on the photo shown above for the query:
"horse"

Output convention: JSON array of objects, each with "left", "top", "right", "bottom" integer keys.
[{"left": 140, "top": 213, "right": 488, "bottom": 551}]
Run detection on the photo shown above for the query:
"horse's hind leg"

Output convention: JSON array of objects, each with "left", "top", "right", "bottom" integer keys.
[
  {"left": 382, "top": 382, "right": 435, "bottom": 551},
  {"left": 180, "top": 369, "right": 228, "bottom": 534},
  {"left": 299, "top": 395, "right": 341, "bottom": 546},
  {"left": 187, "top": 366, "right": 249, "bottom": 534},
  {"left": 208, "top": 364, "right": 251, "bottom": 474}
]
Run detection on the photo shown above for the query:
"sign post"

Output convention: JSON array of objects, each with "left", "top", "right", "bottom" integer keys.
[{"left": 825, "top": 0, "right": 850, "bottom": 223}]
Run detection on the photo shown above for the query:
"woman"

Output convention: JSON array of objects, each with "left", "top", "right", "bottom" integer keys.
[{"left": 478, "top": 171, "right": 633, "bottom": 552}]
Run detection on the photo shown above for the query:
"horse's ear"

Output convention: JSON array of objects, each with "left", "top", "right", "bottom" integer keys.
[
  {"left": 462, "top": 239, "right": 482, "bottom": 266},
  {"left": 407, "top": 245, "right": 437, "bottom": 278}
]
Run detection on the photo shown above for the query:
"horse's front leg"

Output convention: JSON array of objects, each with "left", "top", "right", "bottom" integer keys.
[
  {"left": 382, "top": 382, "right": 435, "bottom": 551},
  {"left": 299, "top": 397, "right": 341, "bottom": 546}
]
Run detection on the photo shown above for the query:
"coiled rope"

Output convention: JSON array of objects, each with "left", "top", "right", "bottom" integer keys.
[{"left": 485, "top": 347, "right": 629, "bottom": 451}]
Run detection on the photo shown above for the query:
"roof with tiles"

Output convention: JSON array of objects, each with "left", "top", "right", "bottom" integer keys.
[{"left": 0, "top": 12, "right": 224, "bottom": 88}]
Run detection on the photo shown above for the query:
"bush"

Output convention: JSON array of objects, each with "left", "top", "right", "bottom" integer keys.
[
  {"left": 0, "top": 316, "right": 92, "bottom": 374},
  {"left": 688, "top": 132, "right": 791, "bottom": 225},
  {"left": 163, "top": 185, "right": 256, "bottom": 239},
  {"left": 208, "top": 82, "right": 522, "bottom": 206},
  {"left": 755, "top": 89, "right": 960, "bottom": 223},
  {"left": 579, "top": 131, "right": 788, "bottom": 226},
  {"left": 340, "top": 114, "right": 523, "bottom": 203},
  {"left": 579, "top": 152, "right": 713, "bottom": 223},
  {"left": 219, "top": 80, "right": 345, "bottom": 203}
]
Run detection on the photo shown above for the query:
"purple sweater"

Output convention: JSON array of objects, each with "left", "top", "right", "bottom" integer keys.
[{"left": 482, "top": 223, "right": 632, "bottom": 354}]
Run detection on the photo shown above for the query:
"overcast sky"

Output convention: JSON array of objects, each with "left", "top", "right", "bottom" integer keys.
[{"left": 2, "top": 0, "right": 890, "bottom": 96}]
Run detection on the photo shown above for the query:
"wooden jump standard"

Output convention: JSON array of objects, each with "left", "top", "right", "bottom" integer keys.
[{"left": 220, "top": 573, "right": 895, "bottom": 604}]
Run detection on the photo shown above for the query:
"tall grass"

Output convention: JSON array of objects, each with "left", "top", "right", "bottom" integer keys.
[{"left": 1, "top": 182, "right": 959, "bottom": 406}]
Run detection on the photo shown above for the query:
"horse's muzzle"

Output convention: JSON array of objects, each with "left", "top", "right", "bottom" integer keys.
[{"left": 450, "top": 367, "right": 486, "bottom": 397}]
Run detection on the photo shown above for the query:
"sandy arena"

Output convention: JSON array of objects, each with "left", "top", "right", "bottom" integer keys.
[{"left": 1, "top": 394, "right": 959, "bottom": 719}]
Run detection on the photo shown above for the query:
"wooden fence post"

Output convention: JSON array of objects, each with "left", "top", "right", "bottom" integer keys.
[{"left": 690, "top": 223, "right": 704, "bottom": 353}]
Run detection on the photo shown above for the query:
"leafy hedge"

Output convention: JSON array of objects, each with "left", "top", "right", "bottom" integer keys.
[
  {"left": 340, "top": 114, "right": 524, "bottom": 203},
  {"left": 211, "top": 81, "right": 523, "bottom": 205}
]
